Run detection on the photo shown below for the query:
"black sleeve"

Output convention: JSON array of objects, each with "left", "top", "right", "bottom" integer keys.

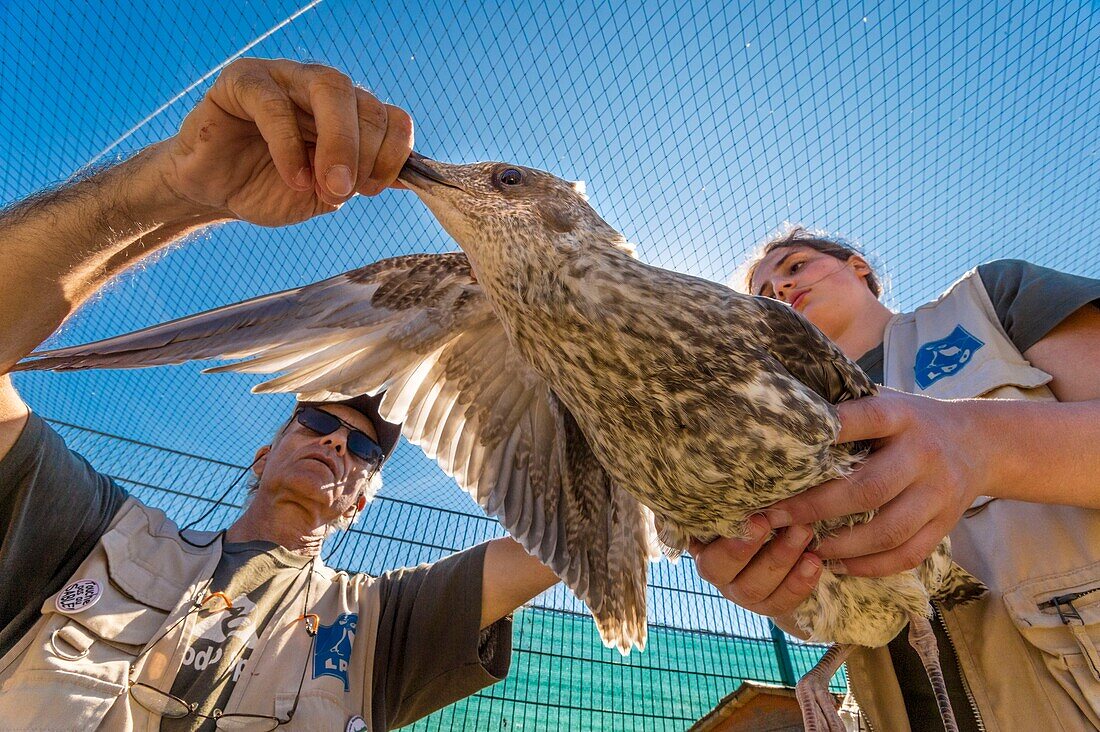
[
  {"left": 978, "top": 259, "right": 1100, "bottom": 353},
  {"left": 370, "top": 541, "right": 513, "bottom": 731},
  {"left": 0, "top": 413, "right": 128, "bottom": 656}
]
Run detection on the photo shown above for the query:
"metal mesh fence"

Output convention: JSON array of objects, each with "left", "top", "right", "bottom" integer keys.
[{"left": 4, "top": 1, "right": 1100, "bottom": 729}]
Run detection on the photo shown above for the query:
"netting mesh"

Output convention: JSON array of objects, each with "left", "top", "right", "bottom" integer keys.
[{"left": 3, "top": 1, "right": 1099, "bottom": 729}]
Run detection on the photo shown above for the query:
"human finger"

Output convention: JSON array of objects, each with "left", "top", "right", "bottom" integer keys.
[
  {"left": 827, "top": 521, "right": 948, "bottom": 577},
  {"left": 303, "top": 146, "right": 341, "bottom": 217},
  {"left": 362, "top": 102, "right": 413, "bottom": 195},
  {"left": 813, "top": 481, "right": 943, "bottom": 559},
  {"left": 296, "top": 95, "right": 412, "bottom": 195},
  {"left": 301, "top": 65, "right": 361, "bottom": 203},
  {"left": 691, "top": 516, "right": 770, "bottom": 586},
  {"left": 208, "top": 60, "right": 310, "bottom": 191},
  {"left": 748, "top": 553, "right": 823, "bottom": 617},
  {"left": 343, "top": 88, "right": 386, "bottom": 196},
  {"left": 723, "top": 525, "right": 814, "bottom": 609},
  {"left": 764, "top": 440, "right": 918, "bottom": 529},
  {"left": 834, "top": 390, "right": 909, "bottom": 445}
]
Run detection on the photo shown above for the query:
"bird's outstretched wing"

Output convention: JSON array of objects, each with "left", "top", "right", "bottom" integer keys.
[
  {"left": 751, "top": 294, "right": 878, "bottom": 403},
  {"left": 17, "top": 252, "right": 658, "bottom": 652}
]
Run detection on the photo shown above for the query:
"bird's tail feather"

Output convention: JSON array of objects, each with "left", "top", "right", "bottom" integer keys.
[{"left": 590, "top": 490, "right": 660, "bottom": 655}]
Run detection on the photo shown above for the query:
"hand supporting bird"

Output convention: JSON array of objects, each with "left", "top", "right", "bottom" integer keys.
[
  {"left": 685, "top": 388, "right": 995, "bottom": 638},
  {"left": 688, "top": 516, "right": 822, "bottom": 639},
  {"left": 762, "top": 389, "right": 991, "bottom": 578}
]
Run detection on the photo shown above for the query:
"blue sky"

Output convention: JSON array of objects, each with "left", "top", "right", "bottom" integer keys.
[{"left": 3, "top": 0, "right": 1098, "bottom": 521}]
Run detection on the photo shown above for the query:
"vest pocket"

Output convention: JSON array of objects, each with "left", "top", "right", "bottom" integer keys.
[
  {"left": 273, "top": 690, "right": 350, "bottom": 730},
  {"left": 1004, "top": 568, "right": 1100, "bottom": 726},
  {"left": 0, "top": 667, "right": 123, "bottom": 730},
  {"left": 0, "top": 577, "right": 170, "bottom": 728},
  {"left": 0, "top": 615, "right": 146, "bottom": 730}
]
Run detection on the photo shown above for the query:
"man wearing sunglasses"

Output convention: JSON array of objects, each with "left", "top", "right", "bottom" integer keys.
[{"left": 0, "top": 57, "right": 560, "bottom": 730}]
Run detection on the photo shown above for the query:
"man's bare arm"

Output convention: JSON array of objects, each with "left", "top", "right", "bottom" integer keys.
[
  {"left": 480, "top": 537, "right": 560, "bottom": 629},
  {"left": 0, "top": 146, "right": 222, "bottom": 456},
  {"left": 0, "top": 58, "right": 414, "bottom": 460},
  {"left": 0, "top": 145, "right": 223, "bottom": 375}
]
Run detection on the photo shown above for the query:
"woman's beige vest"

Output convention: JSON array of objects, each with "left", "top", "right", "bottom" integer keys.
[
  {"left": 0, "top": 499, "right": 383, "bottom": 730},
  {"left": 846, "top": 269, "right": 1100, "bottom": 731}
]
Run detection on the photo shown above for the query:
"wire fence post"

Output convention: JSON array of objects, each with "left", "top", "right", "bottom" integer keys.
[{"left": 769, "top": 619, "right": 797, "bottom": 687}]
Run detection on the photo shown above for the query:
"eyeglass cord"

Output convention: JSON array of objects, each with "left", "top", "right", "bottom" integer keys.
[
  {"left": 178, "top": 454, "right": 265, "bottom": 549},
  {"left": 130, "top": 555, "right": 319, "bottom": 726},
  {"left": 322, "top": 466, "right": 377, "bottom": 565}
]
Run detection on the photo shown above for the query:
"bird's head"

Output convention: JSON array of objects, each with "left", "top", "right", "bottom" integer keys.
[{"left": 398, "top": 153, "right": 632, "bottom": 272}]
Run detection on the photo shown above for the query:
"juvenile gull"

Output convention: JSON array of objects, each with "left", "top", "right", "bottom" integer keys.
[{"left": 18, "top": 154, "right": 985, "bottom": 731}]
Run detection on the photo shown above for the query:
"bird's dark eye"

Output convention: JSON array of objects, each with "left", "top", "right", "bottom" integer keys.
[{"left": 499, "top": 168, "right": 523, "bottom": 186}]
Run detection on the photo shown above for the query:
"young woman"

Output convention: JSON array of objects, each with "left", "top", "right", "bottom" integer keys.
[{"left": 690, "top": 226, "right": 1100, "bottom": 730}]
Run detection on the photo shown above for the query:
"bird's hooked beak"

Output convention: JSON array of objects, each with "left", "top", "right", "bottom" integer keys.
[{"left": 398, "top": 152, "right": 464, "bottom": 191}]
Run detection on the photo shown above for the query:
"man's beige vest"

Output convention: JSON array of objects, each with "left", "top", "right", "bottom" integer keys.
[
  {"left": 0, "top": 499, "right": 382, "bottom": 731},
  {"left": 846, "top": 269, "right": 1100, "bottom": 731}
]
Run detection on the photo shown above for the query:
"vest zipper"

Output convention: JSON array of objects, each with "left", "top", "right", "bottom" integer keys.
[
  {"left": 844, "top": 608, "right": 987, "bottom": 732},
  {"left": 842, "top": 663, "right": 877, "bottom": 732},
  {"left": 934, "top": 602, "right": 986, "bottom": 732}
]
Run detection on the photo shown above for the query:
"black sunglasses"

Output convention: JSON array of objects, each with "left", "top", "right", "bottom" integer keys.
[{"left": 294, "top": 407, "right": 385, "bottom": 465}]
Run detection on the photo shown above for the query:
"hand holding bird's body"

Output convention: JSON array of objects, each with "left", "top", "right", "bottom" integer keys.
[
  {"left": 766, "top": 390, "right": 991, "bottom": 578},
  {"left": 690, "top": 517, "right": 822, "bottom": 637},
  {"left": 695, "top": 390, "right": 995, "bottom": 627}
]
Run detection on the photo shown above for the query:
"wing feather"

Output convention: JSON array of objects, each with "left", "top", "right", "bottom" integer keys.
[
  {"left": 17, "top": 251, "right": 655, "bottom": 652},
  {"left": 420, "top": 384, "right": 461, "bottom": 456},
  {"left": 753, "top": 295, "right": 877, "bottom": 402}
]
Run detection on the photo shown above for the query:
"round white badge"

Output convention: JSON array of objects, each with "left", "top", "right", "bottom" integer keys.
[
  {"left": 346, "top": 716, "right": 367, "bottom": 732},
  {"left": 55, "top": 579, "right": 103, "bottom": 613}
]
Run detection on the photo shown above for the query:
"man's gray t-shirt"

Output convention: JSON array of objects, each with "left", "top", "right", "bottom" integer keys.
[
  {"left": 0, "top": 415, "right": 128, "bottom": 657},
  {"left": 0, "top": 416, "right": 512, "bottom": 731}
]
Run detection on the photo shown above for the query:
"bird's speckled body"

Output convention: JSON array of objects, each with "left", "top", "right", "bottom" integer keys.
[
  {"left": 399, "top": 158, "right": 979, "bottom": 649},
  {"left": 501, "top": 248, "right": 849, "bottom": 526}
]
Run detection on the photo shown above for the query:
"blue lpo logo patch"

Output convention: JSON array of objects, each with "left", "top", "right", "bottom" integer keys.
[
  {"left": 914, "top": 325, "right": 984, "bottom": 389},
  {"left": 313, "top": 613, "right": 358, "bottom": 691}
]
